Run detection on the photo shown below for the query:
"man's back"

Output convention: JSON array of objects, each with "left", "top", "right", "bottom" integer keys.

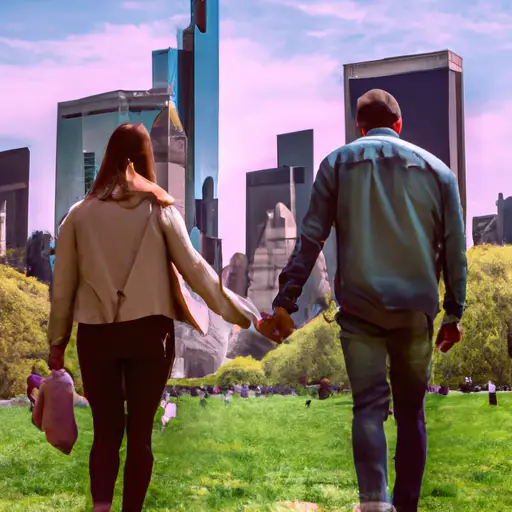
[
  {"left": 331, "top": 127, "right": 463, "bottom": 324},
  {"left": 274, "top": 126, "right": 466, "bottom": 329}
]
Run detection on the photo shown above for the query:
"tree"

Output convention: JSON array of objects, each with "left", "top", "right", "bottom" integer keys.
[
  {"left": 262, "top": 308, "right": 348, "bottom": 386},
  {"left": 432, "top": 245, "right": 512, "bottom": 386},
  {"left": 0, "top": 264, "right": 50, "bottom": 397},
  {"left": 216, "top": 357, "right": 267, "bottom": 387}
]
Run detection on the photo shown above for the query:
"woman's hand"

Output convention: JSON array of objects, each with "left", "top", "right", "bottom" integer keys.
[{"left": 48, "top": 345, "right": 65, "bottom": 371}]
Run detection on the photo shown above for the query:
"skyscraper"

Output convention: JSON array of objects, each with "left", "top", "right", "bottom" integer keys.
[
  {"left": 54, "top": 89, "right": 172, "bottom": 234},
  {"left": 497, "top": 193, "right": 512, "bottom": 245},
  {"left": 245, "top": 166, "right": 306, "bottom": 265},
  {"left": 0, "top": 147, "right": 29, "bottom": 260},
  {"left": 344, "top": 50, "right": 467, "bottom": 223},
  {"left": 177, "top": 0, "right": 219, "bottom": 237},
  {"left": 277, "top": 129, "right": 314, "bottom": 231}
]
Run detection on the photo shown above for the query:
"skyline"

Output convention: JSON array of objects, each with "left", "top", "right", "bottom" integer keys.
[{"left": 0, "top": 0, "right": 511, "bottom": 261}]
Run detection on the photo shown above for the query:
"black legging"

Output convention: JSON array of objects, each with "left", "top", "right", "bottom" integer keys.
[{"left": 77, "top": 315, "right": 174, "bottom": 512}]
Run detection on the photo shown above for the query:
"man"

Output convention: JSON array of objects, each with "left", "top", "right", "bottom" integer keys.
[{"left": 257, "top": 89, "right": 467, "bottom": 512}]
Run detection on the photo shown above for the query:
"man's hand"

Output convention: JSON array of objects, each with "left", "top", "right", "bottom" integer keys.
[
  {"left": 48, "top": 345, "right": 65, "bottom": 371},
  {"left": 435, "top": 322, "right": 462, "bottom": 353},
  {"left": 255, "top": 307, "right": 295, "bottom": 343}
]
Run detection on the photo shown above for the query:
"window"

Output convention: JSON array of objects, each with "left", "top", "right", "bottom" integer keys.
[{"left": 83, "top": 152, "right": 96, "bottom": 195}]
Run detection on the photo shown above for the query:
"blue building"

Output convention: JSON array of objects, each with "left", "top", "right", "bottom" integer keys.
[
  {"left": 54, "top": 0, "right": 221, "bottom": 273},
  {"left": 154, "top": 0, "right": 220, "bottom": 238}
]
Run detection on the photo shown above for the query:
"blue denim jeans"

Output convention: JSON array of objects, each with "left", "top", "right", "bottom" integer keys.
[{"left": 338, "top": 311, "right": 433, "bottom": 512}]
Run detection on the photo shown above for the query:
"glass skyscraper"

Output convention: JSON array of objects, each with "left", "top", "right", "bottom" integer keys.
[{"left": 55, "top": 0, "right": 220, "bottom": 254}]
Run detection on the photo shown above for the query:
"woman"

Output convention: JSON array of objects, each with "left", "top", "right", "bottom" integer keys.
[{"left": 47, "top": 123, "right": 258, "bottom": 512}]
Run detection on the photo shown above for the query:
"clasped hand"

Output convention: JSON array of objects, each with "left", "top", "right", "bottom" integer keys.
[{"left": 255, "top": 307, "right": 295, "bottom": 343}]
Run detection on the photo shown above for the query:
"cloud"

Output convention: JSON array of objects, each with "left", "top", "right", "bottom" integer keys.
[
  {"left": 121, "top": 1, "right": 156, "bottom": 9},
  {"left": 288, "top": 1, "right": 367, "bottom": 21}
]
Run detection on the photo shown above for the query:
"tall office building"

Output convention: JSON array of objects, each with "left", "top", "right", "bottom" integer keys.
[
  {"left": 156, "top": 0, "right": 219, "bottom": 236},
  {"left": 54, "top": 89, "right": 177, "bottom": 233},
  {"left": 245, "top": 166, "right": 306, "bottom": 265},
  {"left": 344, "top": 50, "right": 467, "bottom": 223},
  {"left": 497, "top": 193, "right": 512, "bottom": 244},
  {"left": 276, "top": 129, "right": 314, "bottom": 230},
  {"left": 0, "top": 147, "right": 29, "bottom": 260}
]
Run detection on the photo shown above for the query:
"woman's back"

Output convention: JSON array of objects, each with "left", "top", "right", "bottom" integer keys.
[{"left": 61, "top": 194, "right": 174, "bottom": 325}]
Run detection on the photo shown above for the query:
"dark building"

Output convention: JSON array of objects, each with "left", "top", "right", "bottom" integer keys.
[
  {"left": 0, "top": 147, "right": 30, "bottom": 261},
  {"left": 497, "top": 193, "right": 512, "bottom": 245},
  {"left": 473, "top": 193, "right": 512, "bottom": 246},
  {"left": 26, "top": 231, "right": 53, "bottom": 286},
  {"left": 344, "top": 50, "right": 467, "bottom": 225},
  {"left": 277, "top": 129, "right": 315, "bottom": 226},
  {"left": 472, "top": 215, "right": 500, "bottom": 246},
  {"left": 245, "top": 166, "right": 306, "bottom": 264}
]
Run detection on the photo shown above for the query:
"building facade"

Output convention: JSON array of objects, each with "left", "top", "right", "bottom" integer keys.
[
  {"left": 276, "top": 129, "right": 315, "bottom": 232},
  {"left": 245, "top": 166, "right": 307, "bottom": 265},
  {"left": 472, "top": 193, "right": 512, "bottom": 246},
  {"left": 344, "top": 50, "right": 467, "bottom": 224},
  {"left": 0, "top": 147, "right": 29, "bottom": 259},
  {"left": 54, "top": 90, "right": 171, "bottom": 233}
]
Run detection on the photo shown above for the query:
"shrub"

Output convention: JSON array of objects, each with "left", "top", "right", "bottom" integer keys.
[
  {"left": 262, "top": 311, "right": 347, "bottom": 386},
  {"left": 0, "top": 264, "right": 50, "bottom": 398},
  {"left": 431, "top": 245, "right": 512, "bottom": 386},
  {"left": 167, "top": 375, "right": 217, "bottom": 388},
  {"left": 215, "top": 357, "right": 267, "bottom": 388}
]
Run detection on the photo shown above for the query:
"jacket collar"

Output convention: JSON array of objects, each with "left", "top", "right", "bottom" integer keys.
[{"left": 366, "top": 127, "right": 400, "bottom": 138}]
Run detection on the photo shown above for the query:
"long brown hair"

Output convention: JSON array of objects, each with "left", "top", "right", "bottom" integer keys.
[{"left": 87, "top": 122, "right": 156, "bottom": 200}]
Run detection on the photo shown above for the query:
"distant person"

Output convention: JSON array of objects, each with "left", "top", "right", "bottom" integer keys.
[
  {"left": 488, "top": 381, "right": 497, "bottom": 406},
  {"left": 257, "top": 89, "right": 467, "bottom": 512},
  {"left": 318, "top": 378, "right": 330, "bottom": 400},
  {"left": 224, "top": 389, "right": 233, "bottom": 406},
  {"left": 199, "top": 388, "right": 207, "bottom": 408},
  {"left": 47, "top": 122, "right": 259, "bottom": 512},
  {"left": 241, "top": 385, "right": 249, "bottom": 398}
]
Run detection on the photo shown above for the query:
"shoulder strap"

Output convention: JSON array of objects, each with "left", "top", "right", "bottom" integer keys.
[{"left": 112, "top": 204, "right": 154, "bottom": 322}]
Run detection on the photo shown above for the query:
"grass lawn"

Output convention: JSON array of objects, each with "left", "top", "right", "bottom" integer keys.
[{"left": 0, "top": 393, "right": 511, "bottom": 511}]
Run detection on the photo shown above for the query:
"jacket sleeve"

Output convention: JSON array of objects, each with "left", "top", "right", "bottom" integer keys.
[
  {"left": 47, "top": 211, "right": 79, "bottom": 348},
  {"left": 159, "top": 206, "right": 259, "bottom": 328},
  {"left": 441, "top": 172, "right": 467, "bottom": 321},
  {"left": 273, "top": 156, "right": 337, "bottom": 314}
]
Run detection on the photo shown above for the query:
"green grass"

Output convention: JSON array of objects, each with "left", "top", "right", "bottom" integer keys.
[{"left": 0, "top": 393, "right": 511, "bottom": 511}]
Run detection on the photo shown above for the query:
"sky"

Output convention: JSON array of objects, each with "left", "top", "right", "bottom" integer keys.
[{"left": 0, "top": 0, "right": 511, "bottom": 261}]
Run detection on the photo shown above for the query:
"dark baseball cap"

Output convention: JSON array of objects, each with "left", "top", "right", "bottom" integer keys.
[{"left": 356, "top": 89, "right": 401, "bottom": 129}]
